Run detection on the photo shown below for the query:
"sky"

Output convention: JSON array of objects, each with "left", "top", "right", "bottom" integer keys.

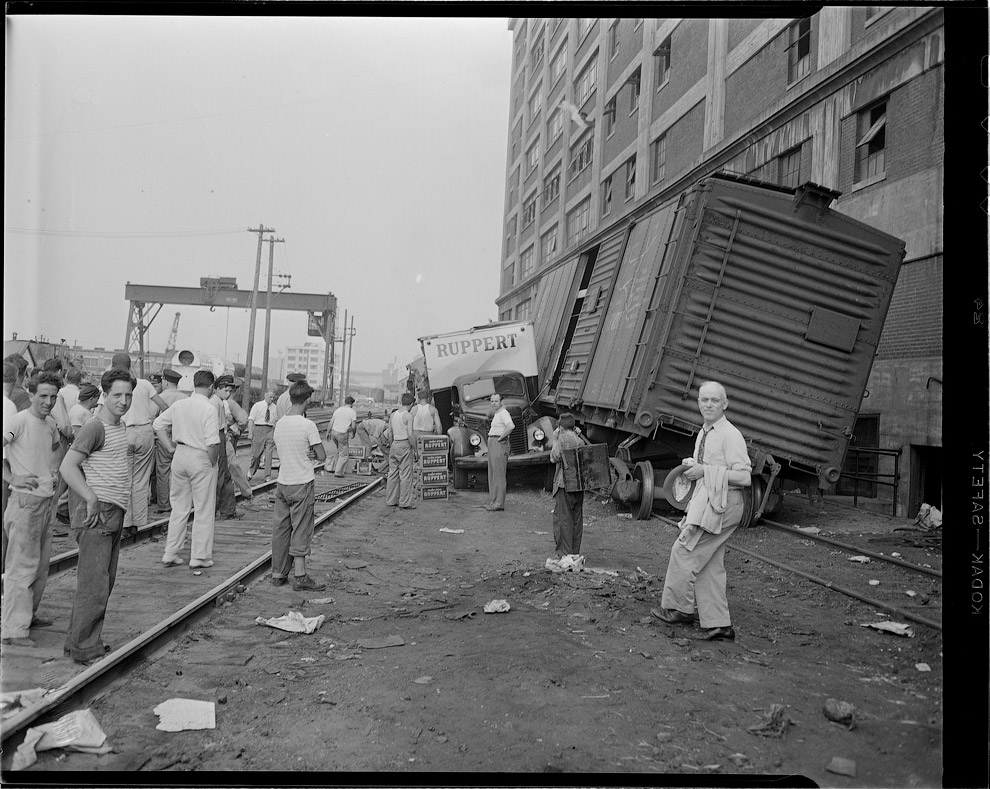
[{"left": 4, "top": 14, "right": 512, "bottom": 376}]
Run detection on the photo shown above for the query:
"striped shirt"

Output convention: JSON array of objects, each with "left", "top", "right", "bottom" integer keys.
[{"left": 70, "top": 416, "right": 130, "bottom": 510}]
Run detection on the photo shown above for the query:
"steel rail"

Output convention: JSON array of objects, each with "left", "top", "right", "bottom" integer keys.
[
  {"left": 655, "top": 515, "right": 941, "bottom": 632},
  {"left": 760, "top": 518, "right": 941, "bottom": 578},
  {"left": 1, "top": 477, "right": 383, "bottom": 742}
]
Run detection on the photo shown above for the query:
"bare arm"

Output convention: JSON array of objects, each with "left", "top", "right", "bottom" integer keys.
[{"left": 60, "top": 449, "right": 100, "bottom": 527}]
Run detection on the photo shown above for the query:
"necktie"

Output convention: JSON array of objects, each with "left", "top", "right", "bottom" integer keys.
[
  {"left": 266, "top": 405, "right": 273, "bottom": 424},
  {"left": 696, "top": 427, "right": 711, "bottom": 463}
]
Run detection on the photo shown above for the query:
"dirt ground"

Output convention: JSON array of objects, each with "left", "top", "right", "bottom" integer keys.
[{"left": 24, "top": 471, "right": 943, "bottom": 784}]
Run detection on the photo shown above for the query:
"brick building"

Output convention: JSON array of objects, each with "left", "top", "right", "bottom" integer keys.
[{"left": 498, "top": 11, "right": 943, "bottom": 517}]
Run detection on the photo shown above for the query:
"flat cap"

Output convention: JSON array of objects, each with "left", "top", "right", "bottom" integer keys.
[{"left": 286, "top": 372, "right": 307, "bottom": 383}]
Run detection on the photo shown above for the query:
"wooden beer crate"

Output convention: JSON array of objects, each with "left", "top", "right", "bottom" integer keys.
[
  {"left": 420, "top": 469, "right": 449, "bottom": 485},
  {"left": 418, "top": 436, "right": 450, "bottom": 454},
  {"left": 420, "top": 453, "right": 447, "bottom": 469},
  {"left": 347, "top": 445, "right": 369, "bottom": 459},
  {"left": 421, "top": 485, "right": 448, "bottom": 501}
]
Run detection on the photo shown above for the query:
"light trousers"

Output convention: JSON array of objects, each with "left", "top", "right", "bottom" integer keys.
[
  {"left": 226, "top": 436, "right": 253, "bottom": 497},
  {"left": 249, "top": 425, "right": 276, "bottom": 476},
  {"left": 162, "top": 445, "right": 218, "bottom": 563},
  {"left": 1, "top": 493, "right": 54, "bottom": 639},
  {"left": 330, "top": 431, "right": 351, "bottom": 475},
  {"left": 123, "top": 423, "right": 156, "bottom": 529},
  {"left": 385, "top": 440, "right": 414, "bottom": 507},
  {"left": 487, "top": 437, "right": 509, "bottom": 508}
]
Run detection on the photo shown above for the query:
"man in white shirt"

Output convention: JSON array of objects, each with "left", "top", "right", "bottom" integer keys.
[
  {"left": 327, "top": 396, "right": 358, "bottom": 478},
  {"left": 153, "top": 370, "right": 220, "bottom": 568},
  {"left": 385, "top": 393, "right": 418, "bottom": 510},
  {"left": 112, "top": 353, "right": 169, "bottom": 537},
  {"left": 69, "top": 384, "right": 101, "bottom": 437},
  {"left": 57, "top": 367, "right": 84, "bottom": 414},
  {"left": 271, "top": 381, "right": 327, "bottom": 591},
  {"left": 248, "top": 390, "right": 278, "bottom": 481},
  {"left": 210, "top": 375, "right": 241, "bottom": 520},
  {"left": 486, "top": 393, "right": 515, "bottom": 512}
]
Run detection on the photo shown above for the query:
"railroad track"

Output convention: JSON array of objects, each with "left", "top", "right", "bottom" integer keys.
[
  {"left": 656, "top": 513, "right": 942, "bottom": 632},
  {"left": 1, "top": 459, "right": 382, "bottom": 746}
]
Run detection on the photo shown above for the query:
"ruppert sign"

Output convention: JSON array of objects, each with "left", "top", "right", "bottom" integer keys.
[{"left": 419, "top": 321, "right": 538, "bottom": 390}]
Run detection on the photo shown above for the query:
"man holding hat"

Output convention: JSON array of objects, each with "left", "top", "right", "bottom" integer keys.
[
  {"left": 210, "top": 375, "right": 241, "bottom": 520},
  {"left": 153, "top": 370, "right": 187, "bottom": 514},
  {"left": 276, "top": 373, "right": 307, "bottom": 421}
]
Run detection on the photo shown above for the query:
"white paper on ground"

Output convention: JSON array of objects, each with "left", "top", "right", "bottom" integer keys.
[
  {"left": 255, "top": 610, "right": 326, "bottom": 634},
  {"left": 483, "top": 599, "right": 510, "bottom": 613},
  {"left": 153, "top": 698, "right": 217, "bottom": 732},
  {"left": 12, "top": 709, "right": 111, "bottom": 770}
]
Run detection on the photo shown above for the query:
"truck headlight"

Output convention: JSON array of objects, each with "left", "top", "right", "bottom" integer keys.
[
  {"left": 533, "top": 428, "right": 546, "bottom": 442},
  {"left": 469, "top": 433, "right": 482, "bottom": 447}
]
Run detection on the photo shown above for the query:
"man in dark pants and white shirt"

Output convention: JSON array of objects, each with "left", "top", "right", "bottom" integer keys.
[
  {"left": 248, "top": 390, "right": 278, "bottom": 481},
  {"left": 485, "top": 393, "right": 514, "bottom": 512}
]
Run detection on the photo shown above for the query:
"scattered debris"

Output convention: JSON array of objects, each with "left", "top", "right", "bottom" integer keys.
[
  {"left": 585, "top": 567, "right": 619, "bottom": 577},
  {"left": 729, "top": 753, "right": 749, "bottom": 767},
  {"left": 868, "top": 579, "right": 880, "bottom": 586},
  {"left": 343, "top": 560, "right": 367, "bottom": 569},
  {"left": 12, "top": 709, "right": 112, "bottom": 770},
  {"left": 532, "top": 530, "right": 549, "bottom": 535},
  {"left": 822, "top": 699, "right": 856, "bottom": 729},
  {"left": 444, "top": 610, "right": 477, "bottom": 621},
  {"left": 795, "top": 526, "right": 821, "bottom": 535},
  {"left": 307, "top": 597, "right": 335, "bottom": 605},
  {"left": 826, "top": 756, "right": 857, "bottom": 778},
  {"left": 915, "top": 663, "right": 931, "bottom": 673},
  {"left": 483, "top": 599, "right": 510, "bottom": 614},
  {"left": 153, "top": 698, "right": 216, "bottom": 732},
  {"left": 0, "top": 688, "right": 47, "bottom": 720},
  {"left": 439, "top": 527, "right": 464, "bottom": 534},
  {"left": 355, "top": 635, "right": 405, "bottom": 649},
  {"left": 747, "top": 704, "right": 793, "bottom": 738},
  {"left": 906, "top": 590, "right": 917, "bottom": 597},
  {"left": 891, "top": 552, "right": 902, "bottom": 558},
  {"left": 848, "top": 556, "right": 871, "bottom": 564},
  {"left": 860, "top": 621, "right": 914, "bottom": 638},
  {"left": 255, "top": 611, "right": 326, "bottom": 634},
  {"left": 412, "top": 676, "right": 434, "bottom": 685},
  {"left": 545, "top": 554, "right": 585, "bottom": 573}
]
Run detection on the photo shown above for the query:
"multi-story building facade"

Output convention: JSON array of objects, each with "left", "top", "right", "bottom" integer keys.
[
  {"left": 277, "top": 341, "right": 328, "bottom": 386},
  {"left": 499, "top": 11, "right": 943, "bottom": 517}
]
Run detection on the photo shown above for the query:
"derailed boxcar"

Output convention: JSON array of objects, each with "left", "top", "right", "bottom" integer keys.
[{"left": 533, "top": 173, "right": 905, "bottom": 524}]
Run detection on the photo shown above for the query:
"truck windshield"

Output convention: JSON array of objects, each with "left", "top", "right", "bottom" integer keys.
[{"left": 462, "top": 375, "right": 525, "bottom": 404}]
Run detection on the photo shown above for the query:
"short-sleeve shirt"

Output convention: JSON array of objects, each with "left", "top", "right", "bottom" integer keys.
[
  {"left": 273, "top": 415, "right": 322, "bottom": 485},
  {"left": 330, "top": 406, "right": 357, "bottom": 434},
  {"left": 275, "top": 390, "right": 293, "bottom": 421},
  {"left": 694, "top": 416, "right": 751, "bottom": 473},
  {"left": 153, "top": 393, "right": 220, "bottom": 452},
  {"left": 58, "top": 383, "right": 80, "bottom": 413},
  {"left": 488, "top": 407, "right": 515, "bottom": 438},
  {"left": 69, "top": 416, "right": 130, "bottom": 510},
  {"left": 3, "top": 410, "right": 60, "bottom": 497},
  {"left": 122, "top": 378, "right": 160, "bottom": 426},
  {"left": 160, "top": 388, "right": 189, "bottom": 407},
  {"left": 69, "top": 402, "right": 95, "bottom": 429}
]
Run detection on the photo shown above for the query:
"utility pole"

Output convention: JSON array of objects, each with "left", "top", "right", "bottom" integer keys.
[
  {"left": 261, "top": 237, "right": 285, "bottom": 395},
  {"left": 244, "top": 224, "right": 275, "bottom": 410},
  {"left": 339, "top": 309, "right": 348, "bottom": 401},
  {"left": 345, "top": 314, "right": 355, "bottom": 397}
]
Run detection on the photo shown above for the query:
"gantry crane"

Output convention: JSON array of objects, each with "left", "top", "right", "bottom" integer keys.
[{"left": 161, "top": 312, "right": 181, "bottom": 371}]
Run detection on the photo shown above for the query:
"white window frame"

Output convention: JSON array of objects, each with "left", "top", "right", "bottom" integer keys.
[
  {"left": 550, "top": 42, "right": 567, "bottom": 85},
  {"left": 777, "top": 145, "right": 802, "bottom": 188},
  {"left": 541, "top": 226, "right": 559, "bottom": 262},
  {"left": 854, "top": 100, "right": 887, "bottom": 184},
  {"left": 601, "top": 175, "right": 613, "bottom": 217},
  {"left": 786, "top": 18, "right": 812, "bottom": 84},
  {"left": 567, "top": 198, "right": 592, "bottom": 244},
  {"left": 522, "top": 193, "right": 538, "bottom": 227},
  {"left": 547, "top": 108, "right": 563, "bottom": 143},
  {"left": 567, "top": 134, "right": 594, "bottom": 181},
  {"left": 529, "top": 84, "right": 543, "bottom": 123},
  {"left": 574, "top": 56, "right": 598, "bottom": 106},
  {"left": 520, "top": 245, "right": 536, "bottom": 279},
  {"left": 650, "top": 134, "right": 667, "bottom": 184},
  {"left": 629, "top": 68, "right": 641, "bottom": 115},
  {"left": 624, "top": 155, "right": 637, "bottom": 201},
  {"left": 654, "top": 36, "right": 671, "bottom": 89},
  {"left": 605, "top": 96, "right": 617, "bottom": 137},
  {"left": 543, "top": 169, "right": 561, "bottom": 204},
  {"left": 608, "top": 21, "right": 620, "bottom": 60},
  {"left": 526, "top": 139, "right": 541, "bottom": 173}
]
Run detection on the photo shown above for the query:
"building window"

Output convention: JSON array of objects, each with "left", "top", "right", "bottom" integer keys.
[
  {"left": 778, "top": 145, "right": 803, "bottom": 188},
  {"left": 567, "top": 198, "right": 592, "bottom": 244},
  {"left": 608, "top": 21, "right": 619, "bottom": 60},
  {"left": 650, "top": 134, "right": 667, "bottom": 184},
  {"left": 529, "top": 84, "right": 542, "bottom": 123},
  {"left": 629, "top": 68, "right": 641, "bottom": 114},
  {"left": 578, "top": 18, "right": 594, "bottom": 40},
  {"left": 547, "top": 107, "right": 563, "bottom": 143},
  {"left": 654, "top": 36, "right": 671, "bottom": 88},
  {"left": 520, "top": 245, "right": 536, "bottom": 279},
  {"left": 503, "top": 261, "right": 515, "bottom": 290},
  {"left": 855, "top": 100, "right": 887, "bottom": 183},
  {"left": 509, "top": 166, "right": 520, "bottom": 205},
  {"left": 541, "top": 226, "right": 558, "bottom": 262},
  {"left": 530, "top": 33, "right": 545, "bottom": 72},
  {"left": 574, "top": 56, "right": 598, "bottom": 106},
  {"left": 515, "top": 298, "right": 533, "bottom": 321},
  {"left": 787, "top": 18, "right": 812, "bottom": 84},
  {"left": 568, "top": 134, "right": 594, "bottom": 181},
  {"left": 506, "top": 215, "right": 517, "bottom": 247},
  {"left": 624, "top": 155, "right": 637, "bottom": 201},
  {"left": 522, "top": 193, "right": 538, "bottom": 228},
  {"left": 543, "top": 169, "right": 560, "bottom": 204},
  {"left": 526, "top": 139, "right": 540, "bottom": 173},
  {"left": 550, "top": 43, "right": 567, "bottom": 85},
  {"left": 604, "top": 96, "right": 617, "bottom": 137},
  {"left": 601, "top": 175, "right": 613, "bottom": 216}
]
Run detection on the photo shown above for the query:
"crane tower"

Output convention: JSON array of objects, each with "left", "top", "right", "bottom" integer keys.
[{"left": 162, "top": 312, "right": 180, "bottom": 370}]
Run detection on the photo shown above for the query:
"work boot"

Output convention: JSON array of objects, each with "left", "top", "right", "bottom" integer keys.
[{"left": 291, "top": 575, "right": 326, "bottom": 592}]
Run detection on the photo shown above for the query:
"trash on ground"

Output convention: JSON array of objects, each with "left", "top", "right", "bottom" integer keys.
[
  {"left": 868, "top": 579, "right": 880, "bottom": 586},
  {"left": 445, "top": 610, "right": 477, "bottom": 621},
  {"left": 729, "top": 753, "right": 749, "bottom": 766},
  {"left": 795, "top": 526, "right": 821, "bottom": 534},
  {"left": 412, "top": 676, "right": 434, "bottom": 684},
  {"left": 193, "top": 570, "right": 202, "bottom": 576},
  {"left": 355, "top": 635, "right": 405, "bottom": 649},
  {"left": 635, "top": 566, "right": 653, "bottom": 578},
  {"left": 906, "top": 590, "right": 917, "bottom": 597},
  {"left": 522, "top": 571, "right": 531, "bottom": 577},
  {"left": 915, "top": 663, "right": 931, "bottom": 672},
  {"left": 822, "top": 698, "right": 856, "bottom": 728},
  {"left": 153, "top": 698, "right": 217, "bottom": 732},
  {"left": 860, "top": 621, "right": 914, "bottom": 638},
  {"left": 438, "top": 527, "right": 464, "bottom": 534},
  {"left": 891, "top": 552, "right": 902, "bottom": 558},
  {"left": 848, "top": 556, "right": 871, "bottom": 563},
  {"left": 12, "top": 709, "right": 112, "bottom": 770},
  {"left": 483, "top": 599, "right": 510, "bottom": 614},
  {"left": 546, "top": 554, "right": 586, "bottom": 573},
  {"left": 532, "top": 531, "right": 549, "bottom": 535},
  {"left": 618, "top": 513, "right": 633, "bottom": 519},
  {"left": 585, "top": 567, "right": 618, "bottom": 576},
  {"left": 825, "top": 756, "right": 857, "bottom": 778},
  {"left": 0, "top": 688, "right": 47, "bottom": 720},
  {"left": 255, "top": 610, "right": 326, "bottom": 634},
  {"left": 747, "top": 704, "right": 793, "bottom": 738}
]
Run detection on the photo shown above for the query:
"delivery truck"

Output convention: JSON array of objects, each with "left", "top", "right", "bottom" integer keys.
[{"left": 425, "top": 173, "right": 906, "bottom": 525}]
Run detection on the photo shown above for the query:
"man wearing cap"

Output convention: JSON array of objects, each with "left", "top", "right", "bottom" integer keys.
[
  {"left": 210, "top": 375, "right": 241, "bottom": 520},
  {"left": 276, "top": 373, "right": 306, "bottom": 421},
  {"left": 248, "top": 390, "right": 278, "bottom": 481},
  {"left": 111, "top": 353, "right": 169, "bottom": 538},
  {"left": 153, "top": 370, "right": 220, "bottom": 568},
  {"left": 153, "top": 370, "right": 188, "bottom": 514},
  {"left": 69, "top": 384, "right": 101, "bottom": 437}
]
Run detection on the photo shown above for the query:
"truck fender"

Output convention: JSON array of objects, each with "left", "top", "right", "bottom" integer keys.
[{"left": 527, "top": 415, "right": 558, "bottom": 453}]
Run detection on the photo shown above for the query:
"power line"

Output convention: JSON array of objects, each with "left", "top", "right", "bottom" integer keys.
[{"left": 4, "top": 226, "right": 246, "bottom": 239}]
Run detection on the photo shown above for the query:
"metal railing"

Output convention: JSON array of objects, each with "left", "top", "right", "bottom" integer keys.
[{"left": 836, "top": 446, "right": 902, "bottom": 517}]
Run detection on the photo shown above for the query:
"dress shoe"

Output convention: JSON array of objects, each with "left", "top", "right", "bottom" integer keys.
[
  {"left": 2, "top": 637, "right": 36, "bottom": 648},
  {"left": 189, "top": 559, "right": 215, "bottom": 568},
  {"left": 650, "top": 607, "right": 695, "bottom": 625},
  {"left": 30, "top": 616, "right": 53, "bottom": 628},
  {"left": 161, "top": 556, "right": 185, "bottom": 567},
  {"left": 695, "top": 626, "right": 736, "bottom": 641}
]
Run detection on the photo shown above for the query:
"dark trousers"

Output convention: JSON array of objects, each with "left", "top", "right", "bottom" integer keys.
[
  {"left": 216, "top": 430, "right": 236, "bottom": 517},
  {"left": 65, "top": 501, "right": 124, "bottom": 661},
  {"left": 271, "top": 481, "right": 316, "bottom": 580},
  {"left": 553, "top": 488, "right": 584, "bottom": 556}
]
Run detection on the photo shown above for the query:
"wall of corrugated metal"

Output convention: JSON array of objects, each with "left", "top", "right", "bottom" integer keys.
[
  {"left": 552, "top": 231, "right": 626, "bottom": 408},
  {"left": 531, "top": 256, "right": 580, "bottom": 387},
  {"left": 582, "top": 203, "right": 679, "bottom": 409}
]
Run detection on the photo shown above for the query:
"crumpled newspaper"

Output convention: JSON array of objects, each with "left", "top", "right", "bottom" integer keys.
[
  {"left": 860, "top": 621, "right": 914, "bottom": 637},
  {"left": 255, "top": 610, "right": 326, "bottom": 634},
  {"left": 12, "top": 709, "right": 112, "bottom": 770},
  {"left": 545, "top": 554, "right": 586, "bottom": 573},
  {"left": 483, "top": 599, "right": 510, "bottom": 613}
]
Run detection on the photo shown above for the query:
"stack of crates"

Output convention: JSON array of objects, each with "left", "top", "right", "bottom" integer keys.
[
  {"left": 348, "top": 444, "right": 373, "bottom": 475},
  {"left": 416, "top": 435, "right": 449, "bottom": 501}
]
